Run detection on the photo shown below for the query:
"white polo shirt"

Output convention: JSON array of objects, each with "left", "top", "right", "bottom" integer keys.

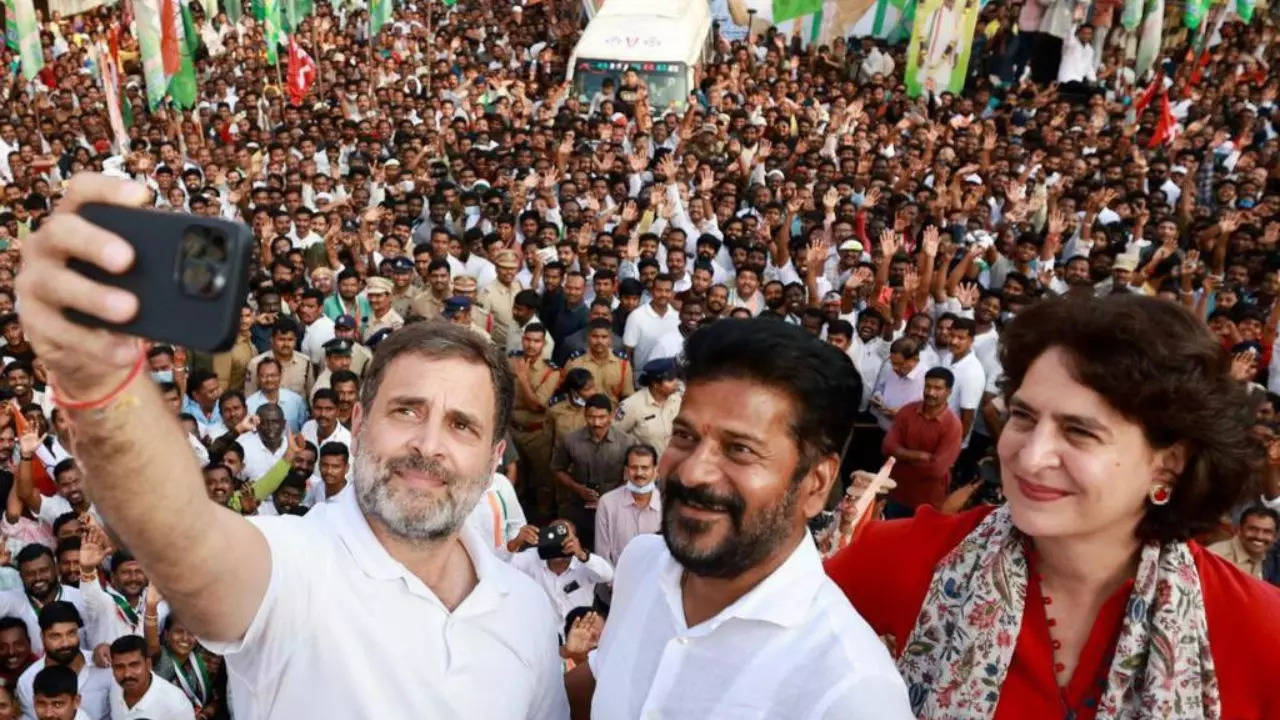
[
  {"left": 589, "top": 535, "right": 913, "bottom": 720},
  {"left": 108, "top": 672, "right": 195, "bottom": 720},
  {"left": 200, "top": 488, "right": 568, "bottom": 719},
  {"left": 623, "top": 302, "right": 680, "bottom": 370}
]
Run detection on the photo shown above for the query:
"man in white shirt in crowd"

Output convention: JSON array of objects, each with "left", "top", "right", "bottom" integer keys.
[
  {"left": 300, "top": 389, "right": 351, "bottom": 452},
  {"left": 106, "top": 635, "right": 193, "bottom": 720},
  {"left": 18, "top": 602, "right": 112, "bottom": 720},
  {"left": 1057, "top": 23, "right": 1098, "bottom": 94},
  {"left": 297, "top": 289, "right": 337, "bottom": 366},
  {"left": 0, "top": 546, "right": 88, "bottom": 657},
  {"left": 12, "top": 443, "right": 94, "bottom": 531},
  {"left": 848, "top": 308, "right": 891, "bottom": 412},
  {"left": 303, "top": 443, "right": 350, "bottom": 508},
  {"left": 29, "top": 665, "right": 92, "bottom": 720},
  {"left": 236, "top": 404, "right": 289, "bottom": 482},
  {"left": 21, "top": 198, "right": 569, "bottom": 719},
  {"left": 622, "top": 274, "right": 679, "bottom": 370},
  {"left": 510, "top": 520, "right": 613, "bottom": 625},
  {"left": 941, "top": 317, "right": 987, "bottom": 481},
  {"left": 77, "top": 543, "right": 167, "bottom": 652},
  {"left": 567, "top": 319, "right": 912, "bottom": 719}
]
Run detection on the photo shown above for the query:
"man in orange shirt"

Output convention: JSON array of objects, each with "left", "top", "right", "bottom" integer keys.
[{"left": 881, "top": 367, "right": 963, "bottom": 519}]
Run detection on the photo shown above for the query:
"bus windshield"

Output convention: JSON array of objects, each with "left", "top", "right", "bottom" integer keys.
[{"left": 572, "top": 60, "right": 688, "bottom": 113}]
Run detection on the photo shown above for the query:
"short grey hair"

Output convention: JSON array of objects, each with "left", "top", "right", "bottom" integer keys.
[{"left": 358, "top": 321, "right": 514, "bottom": 444}]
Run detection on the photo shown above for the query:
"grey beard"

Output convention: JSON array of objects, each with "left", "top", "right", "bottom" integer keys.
[{"left": 350, "top": 435, "right": 487, "bottom": 544}]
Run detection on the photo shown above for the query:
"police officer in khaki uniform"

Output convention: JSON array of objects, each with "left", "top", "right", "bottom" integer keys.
[
  {"left": 363, "top": 276, "right": 404, "bottom": 342},
  {"left": 332, "top": 315, "right": 373, "bottom": 376},
  {"left": 614, "top": 357, "right": 684, "bottom": 455},
  {"left": 562, "top": 318, "right": 634, "bottom": 405},
  {"left": 451, "top": 274, "right": 493, "bottom": 338},
  {"left": 546, "top": 367, "right": 597, "bottom": 456},
  {"left": 442, "top": 296, "right": 492, "bottom": 343},
  {"left": 507, "top": 323, "right": 560, "bottom": 521},
  {"left": 388, "top": 256, "right": 418, "bottom": 318},
  {"left": 477, "top": 249, "right": 523, "bottom": 350},
  {"left": 410, "top": 257, "right": 452, "bottom": 321}
]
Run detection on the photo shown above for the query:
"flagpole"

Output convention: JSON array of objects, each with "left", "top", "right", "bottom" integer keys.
[
  {"left": 275, "top": 34, "right": 284, "bottom": 92},
  {"left": 430, "top": 0, "right": 435, "bottom": 101}
]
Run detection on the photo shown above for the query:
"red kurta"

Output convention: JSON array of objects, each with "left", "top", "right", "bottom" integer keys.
[{"left": 825, "top": 506, "right": 1280, "bottom": 720}]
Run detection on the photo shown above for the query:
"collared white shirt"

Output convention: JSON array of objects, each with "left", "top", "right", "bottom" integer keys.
[
  {"left": 623, "top": 303, "right": 680, "bottom": 370},
  {"left": 1057, "top": 33, "right": 1097, "bottom": 83},
  {"left": 199, "top": 487, "right": 568, "bottom": 719},
  {"left": 510, "top": 548, "right": 613, "bottom": 624},
  {"left": 17, "top": 651, "right": 113, "bottom": 720},
  {"left": 589, "top": 535, "right": 912, "bottom": 720},
  {"left": 870, "top": 362, "right": 926, "bottom": 431},
  {"left": 300, "top": 419, "right": 352, "bottom": 452},
  {"left": 847, "top": 335, "right": 890, "bottom": 411},
  {"left": 109, "top": 672, "right": 195, "bottom": 720},
  {"left": 236, "top": 432, "right": 288, "bottom": 482},
  {"left": 300, "top": 315, "right": 337, "bottom": 366},
  {"left": 79, "top": 579, "right": 170, "bottom": 649}
]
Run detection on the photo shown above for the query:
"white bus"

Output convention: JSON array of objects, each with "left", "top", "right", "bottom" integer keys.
[{"left": 568, "top": 0, "right": 713, "bottom": 113}]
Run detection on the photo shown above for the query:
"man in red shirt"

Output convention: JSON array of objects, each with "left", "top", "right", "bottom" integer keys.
[{"left": 880, "top": 367, "right": 963, "bottom": 519}]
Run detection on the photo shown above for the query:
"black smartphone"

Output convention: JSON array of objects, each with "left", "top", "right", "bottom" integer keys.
[
  {"left": 66, "top": 203, "right": 253, "bottom": 352},
  {"left": 537, "top": 524, "right": 571, "bottom": 560}
]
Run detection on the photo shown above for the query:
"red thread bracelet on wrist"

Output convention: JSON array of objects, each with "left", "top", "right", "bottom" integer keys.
[{"left": 49, "top": 346, "right": 148, "bottom": 411}]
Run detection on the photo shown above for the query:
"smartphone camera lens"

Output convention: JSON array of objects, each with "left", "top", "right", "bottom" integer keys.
[{"left": 178, "top": 225, "right": 229, "bottom": 299}]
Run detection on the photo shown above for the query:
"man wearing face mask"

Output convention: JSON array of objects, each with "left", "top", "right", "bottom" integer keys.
[{"left": 593, "top": 444, "right": 662, "bottom": 572}]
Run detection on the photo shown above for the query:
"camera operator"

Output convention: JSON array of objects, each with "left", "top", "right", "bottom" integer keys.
[{"left": 510, "top": 520, "right": 613, "bottom": 625}]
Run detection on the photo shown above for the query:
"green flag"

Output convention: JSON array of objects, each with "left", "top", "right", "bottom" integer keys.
[
  {"left": 225, "top": 0, "right": 241, "bottom": 22},
  {"left": 122, "top": 91, "right": 135, "bottom": 129},
  {"left": 167, "top": 0, "right": 198, "bottom": 108},
  {"left": 264, "top": 0, "right": 282, "bottom": 63},
  {"left": 1237, "top": 0, "right": 1255, "bottom": 22},
  {"left": 369, "top": 0, "right": 392, "bottom": 37},
  {"left": 252, "top": 0, "right": 265, "bottom": 20},
  {"left": 12, "top": 0, "right": 42, "bottom": 80},
  {"left": 770, "top": 0, "right": 822, "bottom": 23},
  {"left": 1183, "top": 0, "right": 1209, "bottom": 28},
  {"left": 181, "top": 0, "right": 201, "bottom": 54}
]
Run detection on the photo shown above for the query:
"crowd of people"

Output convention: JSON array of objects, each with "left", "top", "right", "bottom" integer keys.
[{"left": 0, "top": 0, "right": 1274, "bottom": 715}]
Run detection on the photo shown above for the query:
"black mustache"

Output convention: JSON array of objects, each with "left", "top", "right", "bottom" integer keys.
[{"left": 664, "top": 475, "right": 745, "bottom": 517}]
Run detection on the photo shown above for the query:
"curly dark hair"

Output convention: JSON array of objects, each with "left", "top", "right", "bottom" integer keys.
[{"left": 998, "top": 294, "right": 1261, "bottom": 543}]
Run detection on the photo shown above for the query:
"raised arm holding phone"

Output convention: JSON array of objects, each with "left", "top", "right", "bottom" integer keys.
[{"left": 16, "top": 175, "right": 569, "bottom": 719}]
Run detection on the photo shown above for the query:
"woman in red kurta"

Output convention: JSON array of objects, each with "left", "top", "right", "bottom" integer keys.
[{"left": 828, "top": 295, "right": 1280, "bottom": 720}]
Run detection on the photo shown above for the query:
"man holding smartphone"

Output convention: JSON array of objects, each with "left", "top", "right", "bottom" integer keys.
[{"left": 14, "top": 176, "right": 568, "bottom": 718}]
